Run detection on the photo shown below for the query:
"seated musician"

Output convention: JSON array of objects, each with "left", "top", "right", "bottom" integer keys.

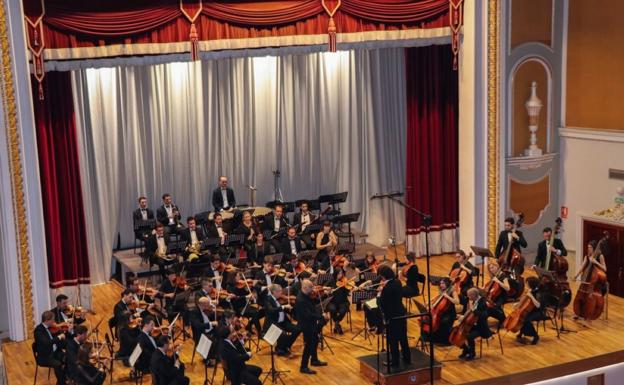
[
  {"left": 52, "top": 294, "right": 86, "bottom": 326},
  {"left": 294, "top": 200, "right": 316, "bottom": 248},
  {"left": 206, "top": 213, "right": 228, "bottom": 257},
  {"left": 212, "top": 176, "right": 236, "bottom": 212},
  {"left": 515, "top": 277, "right": 545, "bottom": 345},
  {"left": 113, "top": 290, "right": 137, "bottom": 325},
  {"left": 127, "top": 276, "right": 156, "bottom": 304},
  {"left": 151, "top": 335, "right": 190, "bottom": 385},
  {"left": 132, "top": 196, "right": 155, "bottom": 240},
  {"left": 249, "top": 232, "right": 271, "bottom": 266},
  {"left": 574, "top": 240, "right": 607, "bottom": 284},
  {"left": 65, "top": 325, "right": 88, "bottom": 382},
  {"left": 189, "top": 297, "right": 218, "bottom": 363},
  {"left": 458, "top": 288, "right": 491, "bottom": 361},
  {"left": 450, "top": 250, "right": 476, "bottom": 312},
  {"left": 34, "top": 310, "right": 67, "bottom": 385},
  {"left": 181, "top": 216, "right": 206, "bottom": 261},
  {"left": 534, "top": 227, "right": 568, "bottom": 270},
  {"left": 115, "top": 311, "right": 140, "bottom": 366},
  {"left": 235, "top": 211, "right": 259, "bottom": 253},
  {"left": 74, "top": 343, "right": 107, "bottom": 385},
  {"left": 145, "top": 224, "right": 173, "bottom": 277},
  {"left": 484, "top": 261, "right": 510, "bottom": 326},
  {"left": 327, "top": 268, "right": 351, "bottom": 335},
  {"left": 280, "top": 226, "right": 304, "bottom": 258},
  {"left": 156, "top": 193, "right": 183, "bottom": 235},
  {"left": 399, "top": 252, "right": 423, "bottom": 298},
  {"left": 253, "top": 261, "right": 288, "bottom": 305},
  {"left": 494, "top": 217, "right": 527, "bottom": 266},
  {"left": 226, "top": 272, "right": 263, "bottom": 336},
  {"left": 263, "top": 204, "right": 289, "bottom": 250},
  {"left": 315, "top": 221, "right": 337, "bottom": 269},
  {"left": 159, "top": 269, "right": 187, "bottom": 319},
  {"left": 264, "top": 284, "right": 301, "bottom": 356},
  {"left": 420, "top": 277, "right": 459, "bottom": 345},
  {"left": 219, "top": 326, "right": 263, "bottom": 385},
  {"left": 136, "top": 315, "right": 158, "bottom": 374},
  {"left": 361, "top": 251, "right": 379, "bottom": 274}
]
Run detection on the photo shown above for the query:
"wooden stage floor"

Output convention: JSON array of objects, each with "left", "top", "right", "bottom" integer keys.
[{"left": 4, "top": 250, "right": 624, "bottom": 385}]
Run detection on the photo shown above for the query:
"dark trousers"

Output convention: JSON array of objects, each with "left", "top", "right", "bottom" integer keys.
[
  {"left": 327, "top": 301, "right": 349, "bottom": 323},
  {"left": 520, "top": 310, "right": 544, "bottom": 337},
  {"left": 38, "top": 356, "right": 66, "bottom": 385},
  {"left": 238, "top": 306, "right": 262, "bottom": 336},
  {"left": 387, "top": 319, "right": 410, "bottom": 365},
  {"left": 401, "top": 285, "right": 420, "bottom": 297},
  {"left": 488, "top": 306, "right": 506, "bottom": 325},
  {"left": 230, "top": 364, "right": 262, "bottom": 385},
  {"left": 300, "top": 330, "right": 320, "bottom": 369},
  {"left": 275, "top": 321, "right": 301, "bottom": 351}
]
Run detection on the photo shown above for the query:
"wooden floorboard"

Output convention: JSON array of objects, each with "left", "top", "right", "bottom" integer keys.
[{"left": 4, "top": 248, "right": 623, "bottom": 385}]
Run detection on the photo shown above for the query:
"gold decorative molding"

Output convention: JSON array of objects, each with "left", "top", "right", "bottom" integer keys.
[
  {"left": 487, "top": 0, "right": 500, "bottom": 251},
  {"left": 0, "top": 0, "right": 35, "bottom": 338}
]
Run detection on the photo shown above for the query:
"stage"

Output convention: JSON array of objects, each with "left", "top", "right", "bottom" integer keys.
[{"left": 4, "top": 252, "right": 624, "bottom": 385}]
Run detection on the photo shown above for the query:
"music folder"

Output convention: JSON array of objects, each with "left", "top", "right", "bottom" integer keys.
[
  {"left": 263, "top": 324, "right": 283, "bottom": 346},
  {"left": 196, "top": 334, "right": 213, "bottom": 360},
  {"left": 129, "top": 344, "right": 142, "bottom": 368}
]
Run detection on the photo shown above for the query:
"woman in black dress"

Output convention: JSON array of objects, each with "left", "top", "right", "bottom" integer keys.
[{"left": 327, "top": 268, "right": 352, "bottom": 334}]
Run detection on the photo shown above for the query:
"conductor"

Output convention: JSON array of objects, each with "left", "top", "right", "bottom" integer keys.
[
  {"left": 295, "top": 279, "right": 329, "bottom": 374},
  {"left": 377, "top": 265, "right": 411, "bottom": 367}
]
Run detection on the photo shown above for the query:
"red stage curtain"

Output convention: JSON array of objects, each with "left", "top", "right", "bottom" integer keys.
[
  {"left": 341, "top": 0, "right": 449, "bottom": 23},
  {"left": 405, "top": 45, "right": 458, "bottom": 235},
  {"left": 33, "top": 71, "right": 91, "bottom": 288}
]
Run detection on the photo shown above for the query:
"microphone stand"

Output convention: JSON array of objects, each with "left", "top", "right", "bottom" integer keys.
[{"left": 379, "top": 194, "right": 435, "bottom": 385}]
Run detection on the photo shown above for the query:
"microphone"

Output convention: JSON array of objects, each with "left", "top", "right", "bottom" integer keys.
[{"left": 370, "top": 191, "right": 404, "bottom": 200}]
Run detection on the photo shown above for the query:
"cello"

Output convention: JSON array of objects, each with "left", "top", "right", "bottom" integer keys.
[
  {"left": 448, "top": 307, "right": 478, "bottom": 348},
  {"left": 573, "top": 232, "right": 609, "bottom": 320},
  {"left": 419, "top": 285, "right": 454, "bottom": 334},
  {"left": 503, "top": 293, "right": 536, "bottom": 333}
]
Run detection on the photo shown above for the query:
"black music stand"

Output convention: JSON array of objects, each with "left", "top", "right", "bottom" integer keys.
[
  {"left": 351, "top": 289, "right": 377, "bottom": 345},
  {"left": 533, "top": 266, "right": 566, "bottom": 337},
  {"left": 332, "top": 213, "right": 361, "bottom": 243},
  {"left": 225, "top": 234, "right": 245, "bottom": 247},
  {"left": 134, "top": 219, "right": 156, "bottom": 261},
  {"left": 318, "top": 192, "right": 348, "bottom": 216},
  {"left": 470, "top": 246, "right": 494, "bottom": 287},
  {"left": 302, "top": 223, "right": 322, "bottom": 235},
  {"left": 296, "top": 250, "right": 319, "bottom": 262},
  {"left": 265, "top": 253, "right": 285, "bottom": 266},
  {"left": 195, "top": 211, "right": 211, "bottom": 232}
]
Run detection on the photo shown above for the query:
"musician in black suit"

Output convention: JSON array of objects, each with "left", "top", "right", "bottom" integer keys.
[
  {"left": 253, "top": 261, "right": 288, "bottom": 306},
  {"left": 156, "top": 193, "right": 182, "bottom": 234},
  {"left": 263, "top": 204, "right": 289, "bottom": 250},
  {"left": 295, "top": 279, "right": 328, "bottom": 374},
  {"left": 378, "top": 266, "right": 411, "bottom": 367},
  {"left": 206, "top": 213, "right": 228, "bottom": 257},
  {"left": 132, "top": 196, "right": 155, "bottom": 239},
  {"left": 34, "top": 311, "right": 67, "bottom": 385},
  {"left": 219, "top": 327, "right": 262, "bottom": 385},
  {"left": 534, "top": 227, "right": 567, "bottom": 270},
  {"left": 459, "top": 288, "right": 492, "bottom": 361},
  {"left": 189, "top": 297, "right": 218, "bottom": 360},
  {"left": 494, "top": 217, "right": 528, "bottom": 261},
  {"left": 212, "top": 176, "right": 236, "bottom": 212},
  {"left": 51, "top": 294, "right": 86, "bottom": 326},
  {"left": 264, "top": 284, "right": 301, "bottom": 356},
  {"left": 280, "top": 227, "right": 304, "bottom": 257},
  {"left": 180, "top": 216, "right": 206, "bottom": 260},
  {"left": 136, "top": 316, "right": 158, "bottom": 374},
  {"left": 144, "top": 224, "right": 174, "bottom": 277},
  {"left": 293, "top": 201, "right": 316, "bottom": 248},
  {"left": 113, "top": 290, "right": 136, "bottom": 324},
  {"left": 150, "top": 335, "right": 190, "bottom": 385},
  {"left": 65, "top": 325, "right": 88, "bottom": 381}
]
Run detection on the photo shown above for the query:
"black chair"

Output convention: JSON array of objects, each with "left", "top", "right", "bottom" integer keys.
[
  {"left": 403, "top": 273, "right": 426, "bottom": 313},
  {"left": 108, "top": 316, "right": 118, "bottom": 342},
  {"left": 31, "top": 342, "right": 51, "bottom": 385}
]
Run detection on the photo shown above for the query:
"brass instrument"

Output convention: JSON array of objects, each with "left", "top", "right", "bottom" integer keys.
[{"left": 186, "top": 240, "right": 203, "bottom": 262}]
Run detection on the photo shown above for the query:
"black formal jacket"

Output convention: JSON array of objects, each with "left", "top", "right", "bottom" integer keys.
[
  {"left": 51, "top": 306, "right": 86, "bottom": 325},
  {"left": 253, "top": 269, "right": 287, "bottom": 305},
  {"left": 33, "top": 323, "right": 64, "bottom": 363},
  {"left": 205, "top": 223, "right": 225, "bottom": 239},
  {"left": 156, "top": 204, "right": 181, "bottom": 226},
  {"left": 144, "top": 234, "right": 170, "bottom": 257},
  {"left": 494, "top": 230, "right": 528, "bottom": 258},
  {"left": 65, "top": 338, "right": 81, "bottom": 379},
  {"left": 150, "top": 349, "right": 185, "bottom": 385},
  {"left": 534, "top": 238, "right": 568, "bottom": 269},
  {"left": 466, "top": 296, "right": 492, "bottom": 338},
  {"left": 293, "top": 211, "right": 316, "bottom": 230},
  {"left": 263, "top": 294, "right": 288, "bottom": 332},
  {"left": 219, "top": 339, "right": 251, "bottom": 384},
  {"left": 133, "top": 208, "right": 155, "bottom": 222},
  {"left": 113, "top": 300, "right": 132, "bottom": 323},
  {"left": 212, "top": 187, "right": 236, "bottom": 212},
  {"left": 137, "top": 331, "right": 157, "bottom": 372},
  {"left": 280, "top": 236, "right": 304, "bottom": 256},
  {"left": 378, "top": 278, "right": 406, "bottom": 322},
  {"left": 117, "top": 326, "right": 140, "bottom": 358},
  {"left": 294, "top": 292, "right": 324, "bottom": 333},
  {"left": 180, "top": 227, "right": 206, "bottom": 246},
  {"left": 189, "top": 308, "right": 215, "bottom": 343},
  {"left": 262, "top": 213, "right": 289, "bottom": 234}
]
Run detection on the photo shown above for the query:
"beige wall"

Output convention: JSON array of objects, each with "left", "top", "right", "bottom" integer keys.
[
  {"left": 567, "top": 0, "right": 624, "bottom": 129},
  {"left": 511, "top": 0, "right": 552, "bottom": 48}
]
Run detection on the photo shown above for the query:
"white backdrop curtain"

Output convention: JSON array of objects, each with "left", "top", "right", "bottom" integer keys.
[{"left": 72, "top": 48, "right": 407, "bottom": 284}]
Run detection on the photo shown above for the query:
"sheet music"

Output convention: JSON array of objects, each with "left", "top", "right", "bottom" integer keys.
[
  {"left": 365, "top": 298, "right": 378, "bottom": 309},
  {"left": 262, "top": 324, "right": 283, "bottom": 346},
  {"left": 129, "top": 344, "right": 142, "bottom": 367},
  {"left": 196, "top": 334, "right": 213, "bottom": 360}
]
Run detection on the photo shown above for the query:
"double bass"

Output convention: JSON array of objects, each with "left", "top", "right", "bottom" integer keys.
[
  {"left": 573, "top": 232, "right": 609, "bottom": 320},
  {"left": 545, "top": 218, "right": 572, "bottom": 308},
  {"left": 499, "top": 213, "right": 526, "bottom": 276}
]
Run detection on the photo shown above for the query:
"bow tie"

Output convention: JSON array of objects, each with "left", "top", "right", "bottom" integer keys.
[{"left": 141, "top": 209, "right": 146, "bottom": 212}]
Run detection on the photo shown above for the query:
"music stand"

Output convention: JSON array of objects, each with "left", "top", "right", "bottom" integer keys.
[
  {"left": 351, "top": 290, "right": 377, "bottom": 344},
  {"left": 225, "top": 234, "right": 245, "bottom": 247},
  {"left": 265, "top": 253, "right": 285, "bottom": 266},
  {"left": 470, "top": 246, "right": 494, "bottom": 287},
  {"left": 302, "top": 223, "right": 322, "bottom": 235},
  {"left": 332, "top": 213, "right": 360, "bottom": 243},
  {"left": 296, "top": 250, "right": 319, "bottom": 262},
  {"left": 337, "top": 242, "right": 355, "bottom": 255},
  {"left": 318, "top": 192, "right": 348, "bottom": 215}
]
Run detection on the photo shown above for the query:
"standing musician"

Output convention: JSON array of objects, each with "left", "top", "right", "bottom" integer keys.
[
  {"left": 180, "top": 216, "right": 206, "bottom": 261},
  {"left": 515, "top": 276, "right": 544, "bottom": 345},
  {"left": 219, "top": 326, "right": 262, "bottom": 385},
  {"left": 295, "top": 279, "right": 329, "bottom": 374},
  {"left": 534, "top": 227, "right": 568, "bottom": 270},
  {"left": 189, "top": 297, "right": 218, "bottom": 362},
  {"left": 34, "top": 310, "right": 67, "bottom": 385},
  {"left": 483, "top": 261, "right": 511, "bottom": 326},
  {"left": 115, "top": 311, "right": 140, "bottom": 366},
  {"left": 457, "top": 288, "right": 491, "bottom": 361},
  {"left": 263, "top": 204, "right": 289, "bottom": 250},
  {"left": 133, "top": 196, "right": 155, "bottom": 240},
  {"left": 315, "top": 221, "right": 338, "bottom": 270},
  {"left": 73, "top": 343, "right": 106, "bottom": 385},
  {"left": 450, "top": 250, "right": 476, "bottom": 312},
  {"left": 419, "top": 277, "right": 459, "bottom": 345},
  {"left": 264, "top": 284, "right": 301, "bottom": 356},
  {"left": 377, "top": 266, "right": 411, "bottom": 367},
  {"left": 327, "top": 268, "right": 352, "bottom": 335},
  {"left": 399, "top": 252, "right": 423, "bottom": 298},
  {"left": 574, "top": 240, "right": 607, "bottom": 282},
  {"left": 280, "top": 226, "right": 305, "bottom": 257},
  {"left": 151, "top": 335, "right": 190, "bottom": 385},
  {"left": 51, "top": 294, "right": 86, "bottom": 326},
  {"left": 294, "top": 200, "right": 316, "bottom": 248},
  {"left": 156, "top": 193, "right": 182, "bottom": 234},
  {"left": 495, "top": 217, "right": 527, "bottom": 265},
  {"left": 145, "top": 224, "right": 173, "bottom": 277},
  {"left": 212, "top": 176, "right": 236, "bottom": 212}
]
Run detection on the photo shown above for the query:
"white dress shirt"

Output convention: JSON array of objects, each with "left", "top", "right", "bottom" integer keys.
[{"left": 221, "top": 189, "right": 229, "bottom": 208}]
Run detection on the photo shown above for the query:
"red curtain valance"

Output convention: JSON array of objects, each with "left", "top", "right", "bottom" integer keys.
[{"left": 341, "top": 0, "right": 449, "bottom": 23}]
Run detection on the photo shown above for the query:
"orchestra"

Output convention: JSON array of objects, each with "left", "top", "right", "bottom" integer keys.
[{"left": 33, "top": 194, "right": 614, "bottom": 385}]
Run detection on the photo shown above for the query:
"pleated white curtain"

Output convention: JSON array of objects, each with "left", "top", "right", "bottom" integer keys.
[{"left": 72, "top": 48, "right": 407, "bottom": 284}]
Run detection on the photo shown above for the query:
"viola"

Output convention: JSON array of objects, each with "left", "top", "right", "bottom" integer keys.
[
  {"left": 573, "top": 232, "right": 609, "bottom": 320},
  {"left": 448, "top": 308, "right": 478, "bottom": 348},
  {"left": 503, "top": 293, "right": 536, "bottom": 333}
]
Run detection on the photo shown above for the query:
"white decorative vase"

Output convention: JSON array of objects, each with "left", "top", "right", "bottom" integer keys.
[{"left": 524, "top": 81, "right": 543, "bottom": 157}]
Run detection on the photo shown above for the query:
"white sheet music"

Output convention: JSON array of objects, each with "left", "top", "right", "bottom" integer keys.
[
  {"left": 129, "top": 344, "right": 142, "bottom": 367},
  {"left": 365, "top": 298, "right": 378, "bottom": 309},
  {"left": 196, "top": 334, "right": 213, "bottom": 360},
  {"left": 262, "top": 324, "right": 283, "bottom": 346}
]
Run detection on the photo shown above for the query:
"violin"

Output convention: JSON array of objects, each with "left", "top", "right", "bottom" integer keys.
[
  {"left": 334, "top": 277, "right": 356, "bottom": 291},
  {"left": 573, "top": 232, "right": 609, "bottom": 320},
  {"left": 332, "top": 254, "right": 348, "bottom": 269},
  {"left": 310, "top": 285, "right": 331, "bottom": 300},
  {"left": 235, "top": 278, "right": 255, "bottom": 290},
  {"left": 448, "top": 307, "right": 478, "bottom": 348},
  {"left": 173, "top": 276, "right": 188, "bottom": 290},
  {"left": 217, "top": 262, "right": 237, "bottom": 274},
  {"left": 128, "top": 317, "right": 142, "bottom": 329},
  {"left": 151, "top": 325, "right": 171, "bottom": 337}
]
